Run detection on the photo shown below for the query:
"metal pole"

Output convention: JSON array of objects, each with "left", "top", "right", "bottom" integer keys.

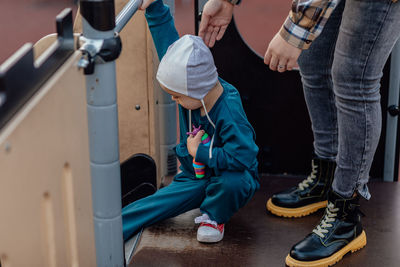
[
  {"left": 115, "top": 0, "right": 142, "bottom": 33},
  {"left": 159, "top": 0, "right": 177, "bottom": 178},
  {"left": 79, "top": 0, "right": 177, "bottom": 264},
  {"left": 384, "top": 39, "right": 400, "bottom": 182},
  {"left": 79, "top": 1, "right": 123, "bottom": 266}
]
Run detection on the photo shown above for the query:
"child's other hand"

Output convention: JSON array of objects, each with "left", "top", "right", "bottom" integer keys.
[
  {"left": 187, "top": 130, "right": 205, "bottom": 158},
  {"left": 139, "top": 0, "right": 156, "bottom": 10}
]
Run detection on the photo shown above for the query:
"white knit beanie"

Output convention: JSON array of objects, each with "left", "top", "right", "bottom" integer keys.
[{"left": 156, "top": 35, "right": 218, "bottom": 100}]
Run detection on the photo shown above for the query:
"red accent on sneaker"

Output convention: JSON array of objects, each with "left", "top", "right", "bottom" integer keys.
[{"left": 199, "top": 223, "right": 224, "bottom": 233}]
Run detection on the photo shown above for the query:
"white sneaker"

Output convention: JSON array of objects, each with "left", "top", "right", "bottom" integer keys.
[{"left": 195, "top": 214, "right": 225, "bottom": 243}]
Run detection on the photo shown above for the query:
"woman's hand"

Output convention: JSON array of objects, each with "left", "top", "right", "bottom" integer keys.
[
  {"left": 187, "top": 130, "right": 205, "bottom": 158},
  {"left": 199, "top": 0, "right": 234, "bottom": 47},
  {"left": 264, "top": 33, "right": 301, "bottom": 72}
]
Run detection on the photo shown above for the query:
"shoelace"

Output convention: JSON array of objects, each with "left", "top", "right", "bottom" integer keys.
[
  {"left": 298, "top": 161, "right": 318, "bottom": 190},
  {"left": 312, "top": 202, "right": 339, "bottom": 238},
  {"left": 194, "top": 214, "right": 218, "bottom": 227}
]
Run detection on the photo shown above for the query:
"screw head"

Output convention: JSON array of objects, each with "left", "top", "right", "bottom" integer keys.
[
  {"left": 388, "top": 105, "right": 399, "bottom": 116},
  {"left": 4, "top": 142, "right": 11, "bottom": 153}
]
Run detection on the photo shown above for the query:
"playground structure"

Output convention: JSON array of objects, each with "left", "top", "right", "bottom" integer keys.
[
  {"left": 0, "top": 0, "right": 166, "bottom": 265},
  {"left": 1, "top": 0, "right": 399, "bottom": 266}
]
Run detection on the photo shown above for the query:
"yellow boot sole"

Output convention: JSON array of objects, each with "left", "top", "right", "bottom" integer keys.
[
  {"left": 285, "top": 230, "right": 367, "bottom": 267},
  {"left": 266, "top": 198, "right": 328, "bottom": 218}
]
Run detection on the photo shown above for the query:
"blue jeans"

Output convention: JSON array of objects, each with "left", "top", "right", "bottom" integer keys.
[{"left": 298, "top": 0, "right": 400, "bottom": 199}]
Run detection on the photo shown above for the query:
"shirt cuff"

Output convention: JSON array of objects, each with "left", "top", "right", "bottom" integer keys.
[
  {"left": 279, "top": 16, "right": 315, "bottom": 50},
  {"left": 195, "top": 144, "right": 211, "bottom": 165}
]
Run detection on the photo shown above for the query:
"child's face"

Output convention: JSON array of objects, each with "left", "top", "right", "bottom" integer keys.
[{"left": 161, "top": 85, "right": 202, "bottom": 110}]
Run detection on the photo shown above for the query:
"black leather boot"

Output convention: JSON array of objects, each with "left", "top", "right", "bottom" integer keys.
[
  {"left": 267, "top": 158, "right": 336, "bottom": 217},
  {"left": 285, "top": 190, "right": 366, "bottom": 267}
]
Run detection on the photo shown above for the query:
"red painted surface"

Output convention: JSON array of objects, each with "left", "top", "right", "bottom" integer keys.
[
  {"left": 0, "top": 0, "right": 78, "bottom": 64},
  {"left": 174, "top": 0, "right": 292, "bottom": 57},
  {"left": 0, "top": 0, "right": 289, "bottom": 63}
]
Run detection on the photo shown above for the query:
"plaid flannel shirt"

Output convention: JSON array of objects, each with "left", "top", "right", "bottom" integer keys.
[{"left": 279, "top": 0, "right": 340, "bottom": 49}]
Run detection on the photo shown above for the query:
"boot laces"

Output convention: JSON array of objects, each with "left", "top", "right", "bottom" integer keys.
[
  {"left": 298, "top": 161, "right": 318, "bottom": 190},
  {"left": 312, "top": 202, "right": 339, "bottom": 238}
]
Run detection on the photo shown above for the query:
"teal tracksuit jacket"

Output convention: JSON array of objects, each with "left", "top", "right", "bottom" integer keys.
[{"left": 122, "top": 0, "right": 259, "bottom": 241}]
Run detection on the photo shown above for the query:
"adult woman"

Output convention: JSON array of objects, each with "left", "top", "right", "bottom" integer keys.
[{"left": 200, "top": 0, "right": 400, "bottom": 266}]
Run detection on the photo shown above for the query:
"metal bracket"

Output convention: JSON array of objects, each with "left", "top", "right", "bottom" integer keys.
[{"left": 78, "top": 33, "right": 122, "bottom": 75}]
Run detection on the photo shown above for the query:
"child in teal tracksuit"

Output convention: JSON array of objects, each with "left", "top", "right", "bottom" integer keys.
[{"left": 122, "top": 0, "right": 259, "bottom": 243}]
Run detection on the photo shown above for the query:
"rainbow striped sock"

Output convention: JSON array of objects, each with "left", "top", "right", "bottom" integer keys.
[{"left": 193, "top": 133, "right": 211, "bottom": 178}]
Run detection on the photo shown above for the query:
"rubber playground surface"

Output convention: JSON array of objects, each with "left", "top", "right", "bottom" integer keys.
[{"left": 130, "top": 176, "right": 400, "bottom": 267}]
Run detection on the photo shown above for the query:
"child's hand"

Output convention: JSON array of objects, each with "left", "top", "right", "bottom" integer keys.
[
  {"left": 139, "top": 0, "right": 156, "bottom": 10},
  {"left": 187, "top": 130, "right": 205, "bottom": 158}
]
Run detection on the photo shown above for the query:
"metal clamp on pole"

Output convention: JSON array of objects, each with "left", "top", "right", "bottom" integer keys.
[
  {"left": 78, "top": 33, "right": 122, "bottom": 75},
  {"left": 78, "top": 0, "right": 142, "bottom": 74}
]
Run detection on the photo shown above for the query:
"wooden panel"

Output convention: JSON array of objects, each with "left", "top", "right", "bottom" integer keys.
[
  {"left": 34, "top": 33, "right": 80, "bottom": 61},
  {"left": 146, "top": 26, "right": 162, "bottom": 185},
  {"left": 115, "top": 7, "right": 151, "bottom": 162},
  {"left": 34, "top": 34, "right": 57, "bottom": 60},
  {"left": 0, "top": 51, "right": 96, "bottom": 267}
]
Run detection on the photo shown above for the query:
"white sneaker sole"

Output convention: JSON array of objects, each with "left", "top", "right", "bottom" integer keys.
[{"left": 197, "top": 229, "right": 224, "bottom": 243}]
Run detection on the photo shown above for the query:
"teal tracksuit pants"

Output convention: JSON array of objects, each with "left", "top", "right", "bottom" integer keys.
[{"left": 122, "top": 169, "right": 259, "bottom": 241}]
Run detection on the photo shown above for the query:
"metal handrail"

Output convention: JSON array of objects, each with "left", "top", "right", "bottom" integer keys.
[{"left": 115, "top": 0, "right": 143, "bottom": 33}]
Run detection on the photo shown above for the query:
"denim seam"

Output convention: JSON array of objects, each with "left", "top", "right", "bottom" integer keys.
[
  {"left": 314, "top": 13, "right": 341, "bottom": 160},
  {"left": 354, "top": 2, "right": 392, "bottom": 196},
  {"left": 326, "top": 18, "right": 340, "bottom": 160}
]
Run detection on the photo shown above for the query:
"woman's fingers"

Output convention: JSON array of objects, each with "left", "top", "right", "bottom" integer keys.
[
  {"left": 204, "top": 25, "right": 214, "bottom": 47},
  {"left": 264, "top": 33, "right": 302, "bottom": 72},
  {"left": 286, "top": 57, "right": 299, "bottom": 71},
  {"left": 277, "top": 59, "right": 288, "bottom": 73},
  {"left": 209, "top": 27, "right": 220, "bottom": 47},
  {"left": 269, "top": 55, "right": 279, "bottom": 71},
  {"left": 216, "top": 25, "right": 228, "bottom": 41}
]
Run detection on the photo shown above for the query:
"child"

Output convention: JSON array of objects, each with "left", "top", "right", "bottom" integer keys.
[{"left": 122, "top": 0, "right": 259, "bottom": 243}]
